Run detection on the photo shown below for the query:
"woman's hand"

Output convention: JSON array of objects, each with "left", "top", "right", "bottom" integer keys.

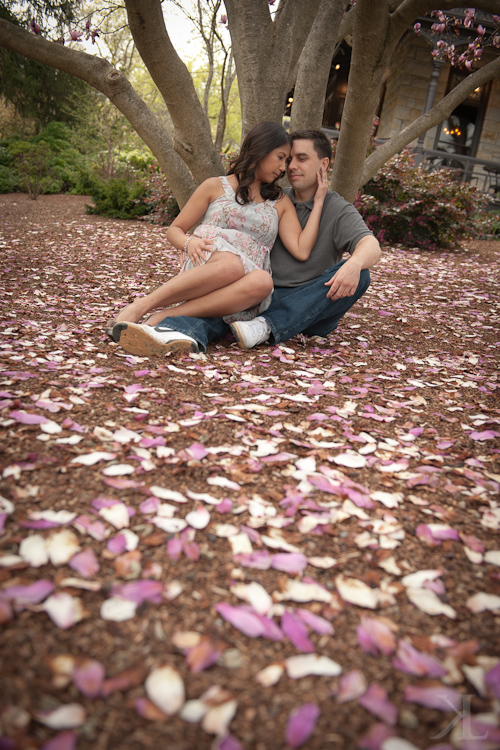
[
  {"left": 314, "top": 165, "right": 329, "bottom": 205},
  {"left": 186, "top": 237, "right": 213, "bottom": 266}
]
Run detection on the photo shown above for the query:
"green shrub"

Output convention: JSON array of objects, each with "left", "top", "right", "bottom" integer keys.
[
  {"left": 354, "top": 149, "right": 494, "bottom": 250},
  {"left": 8, "top": 140, "right": 52, "bottom": 199},
  {"left": 0, "top": 143, "right": 21, "bottom": 192},
  {"left": 85, "top": 176, "right": 150, "bottom": 220}
]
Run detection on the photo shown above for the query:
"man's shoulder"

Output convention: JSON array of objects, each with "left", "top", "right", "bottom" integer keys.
[{"left": 322, "top": 190, "right": 360, "bottom": 217}]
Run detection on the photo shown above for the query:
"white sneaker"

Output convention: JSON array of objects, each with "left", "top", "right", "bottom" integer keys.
[
  {"left": 230, "top": 317, "right": 271, "bottom": 350},
  {"left": 112, "top": 323, "right": 198, "bottom": 356}
]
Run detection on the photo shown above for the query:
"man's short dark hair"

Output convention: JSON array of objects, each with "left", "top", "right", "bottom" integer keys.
[{"left": 289, "top": 129, "right": 332, "bottom": 163}]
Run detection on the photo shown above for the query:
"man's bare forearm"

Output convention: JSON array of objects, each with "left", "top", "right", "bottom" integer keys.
[{"left": 348, "top": 235, "right": 382, "bottom": 270}]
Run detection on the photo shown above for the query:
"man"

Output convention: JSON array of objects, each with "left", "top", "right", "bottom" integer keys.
[{"left": 114, "top": 129, "right": 381, "bottom": 356}]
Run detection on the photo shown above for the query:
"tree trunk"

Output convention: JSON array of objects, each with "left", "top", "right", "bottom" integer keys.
[
  {"left": 0, "top": 17, "right": 196, "bottom": 207},
  {"left": 224, "top": 0, "right": 322, "bottom": 136},
  {"left": 290, "top": 0, "right": 349, "bottom": 131},
  {"left": 124, "top": 0, "right": 223, "bottom": 183},
  {"left": 331, "top": 0, "right": 392, "bottom": 202}
]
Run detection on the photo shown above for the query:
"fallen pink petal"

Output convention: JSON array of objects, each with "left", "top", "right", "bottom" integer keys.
[
  {"left": 392, "top": 639, "right": 447, "bottom": 677},
  {"left": 358, "top": 684, "right": 398, "bottom": 725},
  {"left": 72, "top": 659, "right": 106, "bottom": 698},
  {"left": 281, "top": 610, "right": 315, "bottom": 653},
  {"left": 285, "top": 703, "right": 320, "bottom": 748},
  {"left": 403, "top": 685, "right": 462, "bottom": 711}
]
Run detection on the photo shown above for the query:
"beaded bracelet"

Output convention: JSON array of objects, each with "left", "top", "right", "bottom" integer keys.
[{"left": 183, "top": 236, "right": 193, "bottom": 253}]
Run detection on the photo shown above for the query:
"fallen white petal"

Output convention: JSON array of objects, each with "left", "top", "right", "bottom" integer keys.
[
  {"left": 100, "top": 596, "right": 137, "bottom": 621},
  {"left": 256, "top": 664, "right": 284, "bottom": 687},
  {"left": 185, "top": 506, "right": 211, "bottom": 530},
  {"left": 70, "top": 451, "right": 116, "bottom": 466},
  {"left": 275, "top": 580, "right": 332, "bottom": 604},
  {"left": 228, "top": 533, "right": 253, "bottom": 555},
  {"left": 0, "top": 554, "right": 23, "bottom": 566},
  {"left": 40, "top": 420, "right": 62, "bottom": 434},
  {"left": 19, "top": 535, "right": 49, "bottom": 567},
  {"left": 371, "top": 491, "right": 403, "bottom": 508},
  {"left": 0, "top": 496, "right": 15, "bottom": 514},
  {"left": 308, "top": 556, "right": 337, "bottom": 569},
  {"left": 152, "top": 517, "right": 187, "bottom": 533},
  {"left": 484, "top": 550, "right": 500, "bottom": 567},
  {"left": 102, "top": 464, "right": 135, "bottom": 476},
  {"left": 286, "top": 654, "right": 342, "bottom": 679},
  {"left": 382, "top": 739, "right": 420, "bottom": 750},
  {"left": 207, "top": 476, "right": 241, "bottom": 491},
  {"left": 45, "top": 529, "right": 81, "bottom": 566},
  {"left": 44, "top": 592, "right": 83, "bottom": 629},
  {"left": 406, "top": 587, "right": 456, "bottom": 618},
  {"left": 214, "top": 524, "right": 240, "bottom": 538},
  {"left": 36, "top": 704, "right": 86, "bottom": 729},
  {"left": 466, "top": 592, "right": 500, "bottom": 614},
  {"left": 333, "top": 453, "right": 366, "bottom": 468},
  {"left": 335, "top": 575, "right": 380, "bottom": 609},
  {"left": 180, "top": 699, "right": 207, "bottom": 723},
  {"left": 149, "top": 486, "right": 187, "bottom": 503},
  {"left": 145, "top": 665, "right": 185, "bottom": 715},
  {"left": 201, "top": 699, "right": 237, "bottom": 735},
  {"left": 99, "top": 504, "right": 130, "bottom": 529},
  {"left": 401, "top": 569, "right": 442, "bottom": 589},
  {"left": 231, "top": 581, "right": 273, "bottom": 615}
]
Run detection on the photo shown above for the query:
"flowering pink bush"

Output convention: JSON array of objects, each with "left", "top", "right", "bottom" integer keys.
[
  {"left": 140, "top": 164, "right": 180, "bottom": 225},
  {"left": 354, "top": 149, "right": 494, "bottom": 250}
]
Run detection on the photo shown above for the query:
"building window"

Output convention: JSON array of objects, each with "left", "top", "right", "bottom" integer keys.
[{"left": 433, "top": 68, "right": 491, "bottom": 158}]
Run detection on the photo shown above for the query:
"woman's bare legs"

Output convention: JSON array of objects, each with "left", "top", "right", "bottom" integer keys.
[
  {"left": 143, "top": 270, "right": 274, "bottom": 326},
  {"left": 113, "top": 251, "right": 245, "bottom": 324}
]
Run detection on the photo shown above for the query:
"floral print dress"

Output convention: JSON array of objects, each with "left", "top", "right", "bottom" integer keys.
[{"left": 180, "top": 176, "right": 279, "bottom": 322}]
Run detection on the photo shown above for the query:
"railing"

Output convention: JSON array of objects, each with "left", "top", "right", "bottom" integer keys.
[{"left": 418, "top": 149, "right": 500, "bottom": 202}]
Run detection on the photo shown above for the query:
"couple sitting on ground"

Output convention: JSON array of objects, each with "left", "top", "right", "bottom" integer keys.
[{"left": 106, "top": 123, "right": 381, "bottom": 355}]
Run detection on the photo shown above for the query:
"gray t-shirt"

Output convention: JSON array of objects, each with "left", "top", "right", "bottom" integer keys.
[{"left": 270, "top": 188, "right": 373, "bottom": 288}]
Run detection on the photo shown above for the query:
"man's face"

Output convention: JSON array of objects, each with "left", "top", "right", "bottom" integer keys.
[{"left": 287, "top": 139, "right": 328, "bottom": 195}]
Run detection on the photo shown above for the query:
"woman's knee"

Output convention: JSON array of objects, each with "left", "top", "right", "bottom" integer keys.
[
  {"left": 249, "top": 270, "right": 273, "bottom": 298},
  {"left": 208, "top": 251, "right": 245, "bottom": 286}
]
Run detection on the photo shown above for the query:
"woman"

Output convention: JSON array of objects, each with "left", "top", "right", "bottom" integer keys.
[{"left": 108, "top": 121, "right": 327, "bottom": 346}]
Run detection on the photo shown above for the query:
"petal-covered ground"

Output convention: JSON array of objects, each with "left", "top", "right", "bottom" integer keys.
[{"left": 0, "top": 194, "right": 499, "bottom": 750}]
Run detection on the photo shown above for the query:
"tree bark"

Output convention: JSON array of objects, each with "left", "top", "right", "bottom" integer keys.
[
  {"left": 360, "top": 55, "right": 500, "bottom": 185},
  {"left": 0, "top": 17, "right": 196, "bottom": 207},
  {"left": 290, "top": 0, "right": 349, "bottom": 131},
  {"left": 124, "top": 0, "right": 223, "bottom": 183},
  {"left": 331, "top": 0, "right": 393, "bottom": 202},
  {"left": 224, "top": 0, "right": 322, "bottom": 136}
]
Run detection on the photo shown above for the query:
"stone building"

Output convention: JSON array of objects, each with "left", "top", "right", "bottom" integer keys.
[{"left": 314, "top": 11, "right": 500, "bottom": 198}]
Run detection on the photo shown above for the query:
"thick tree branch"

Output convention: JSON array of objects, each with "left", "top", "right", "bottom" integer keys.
[
  {"left": 360, "top": 55, "right": 500, "bottom": 185},
  {"left": 331, "top": 0, "right": 392, "bottom": 202},
  {"left": 124, "top": 0, "right": 223, "bottom": 183},
  {"left": 0, "top": 17, "right": 196, "bottom": 206},
  {"left": 290, "top": 0, "right": 349, "bottom": 130},
  {"left": 225, "top": 0, "right": 321, "bottom": 134}
]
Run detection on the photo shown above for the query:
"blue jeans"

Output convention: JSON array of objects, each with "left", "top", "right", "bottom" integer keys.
[{"left": 156, "top": 260, "right": 371, "bottom": 353}]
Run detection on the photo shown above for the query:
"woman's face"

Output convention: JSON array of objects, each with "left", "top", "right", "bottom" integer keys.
[{"left": 255, "top": 142, "right": 291, "bottom": 184}]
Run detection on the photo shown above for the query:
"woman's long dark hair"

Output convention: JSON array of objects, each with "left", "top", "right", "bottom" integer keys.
[{"left": 227, "top": 121, "right": 290, "bottom": 205}]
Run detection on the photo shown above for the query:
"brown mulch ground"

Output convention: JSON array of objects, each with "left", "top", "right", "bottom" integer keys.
[{"left": 0, "top": 194, "right": 499, "bottom": 750}]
